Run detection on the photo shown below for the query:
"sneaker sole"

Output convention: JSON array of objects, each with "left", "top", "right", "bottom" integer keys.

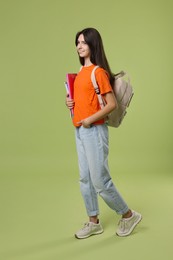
[
  {"left": 75, "top": 229, "right": 104, "bottom": 239},
  {"left": 116, "top": 214, "right": 142, "bottom": 237}
]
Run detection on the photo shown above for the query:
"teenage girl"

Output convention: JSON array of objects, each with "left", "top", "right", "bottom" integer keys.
[{"left": 66, "top": 28, "right": 142, "bottom": 239}]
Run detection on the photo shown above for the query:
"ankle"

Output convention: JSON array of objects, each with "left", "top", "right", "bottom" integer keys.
[
  {"left": 89, "top": 216, "right": 98, "bottom": 224},
  {"left": 122, "top": 210, "right": 133, "bottom": 219}
]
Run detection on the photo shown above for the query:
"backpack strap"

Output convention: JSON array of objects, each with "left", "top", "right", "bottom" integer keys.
[
  {"left": 114, "top": 70, "right": 125, "bottom": 79},
  {"left": 91, "top": 66, "right": 99, "bottom": 92},
  {"left": 91, "top": 66, "right": 105, "bottom": 109}
]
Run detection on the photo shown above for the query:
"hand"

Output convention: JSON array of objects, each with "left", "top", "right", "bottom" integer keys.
[
  {"left": 65, "top": 94, "right": 74, "bottom": 109},
  {"left": 78, "top": 118, "right": 92, "bottom": 128}
]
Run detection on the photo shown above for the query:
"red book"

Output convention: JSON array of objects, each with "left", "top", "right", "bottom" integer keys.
[
  {"left": 66, "top": 73, "right": 77, "bottom": 99},
  {"left": 65, "top": 73, "right": 77, "bottom": 117}
]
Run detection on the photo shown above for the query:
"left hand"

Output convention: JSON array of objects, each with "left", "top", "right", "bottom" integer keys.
[{"left": 78, "top": 118, "right": 91, "bottom": 128}]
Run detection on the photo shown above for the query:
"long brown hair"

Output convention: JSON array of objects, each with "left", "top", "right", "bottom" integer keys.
[{"left": 75, "top": 28, "right": 115, "bottom": 86}]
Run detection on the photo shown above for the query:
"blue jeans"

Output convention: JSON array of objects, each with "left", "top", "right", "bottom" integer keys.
[{"left": 75, "top": 124, "right": 129, "bottom": 217}]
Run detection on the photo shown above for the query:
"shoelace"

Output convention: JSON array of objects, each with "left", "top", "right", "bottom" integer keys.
[
  {"left": 82, "top": 223, "right": 90, "bottom": 230},
  {"left": 118, "top": 219, "right": 127, "bottom": 231}
]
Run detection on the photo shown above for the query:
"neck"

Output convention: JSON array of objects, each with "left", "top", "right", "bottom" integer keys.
[{"left": 84, "top": 58, "right": 92, "bottom": 67}]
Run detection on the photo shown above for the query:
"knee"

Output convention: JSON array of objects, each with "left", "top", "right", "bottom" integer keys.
[
  {"left": 93, "top": 177, "right": 112, "bottom": 193},
  {"left": 79, "top": 176, "right": 89, "bottom": 185}
]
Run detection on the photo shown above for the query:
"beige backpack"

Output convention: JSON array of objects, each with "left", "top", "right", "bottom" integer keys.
[{"left": 91, "top": 66, "right": 134, "bottom": 128}]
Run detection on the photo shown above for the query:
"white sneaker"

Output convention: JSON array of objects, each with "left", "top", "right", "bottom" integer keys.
[
  {"left": 116, "top": 210, "right": 142, "bottom": 237},
  {"left": 75, "top": 221, "right": 104, "bottom": 239}
]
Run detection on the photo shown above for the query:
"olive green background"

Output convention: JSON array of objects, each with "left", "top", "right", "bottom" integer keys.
[{"left": 0, "top": 0, "right": 172, "bottom": 260}]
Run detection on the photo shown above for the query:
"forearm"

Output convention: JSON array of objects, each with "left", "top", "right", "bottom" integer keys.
[
  {"left": 86, "top": 103, "right": 116, "bottom": 126},
  {"left": 81, "top": 92, "right": 118, "bottom": 127}
]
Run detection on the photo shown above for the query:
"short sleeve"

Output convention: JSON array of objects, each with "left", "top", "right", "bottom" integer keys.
[{"left": 95, "top": 68, "right": 113, "bottom": 95}]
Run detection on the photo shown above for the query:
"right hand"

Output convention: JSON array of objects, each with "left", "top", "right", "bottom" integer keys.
[{"left": 65, "top": 94, "right": 75, "bottom": 109}]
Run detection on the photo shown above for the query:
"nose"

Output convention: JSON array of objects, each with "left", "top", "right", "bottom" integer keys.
[{"left": 77, "top": 42, "right": 82, "bottom": 49}]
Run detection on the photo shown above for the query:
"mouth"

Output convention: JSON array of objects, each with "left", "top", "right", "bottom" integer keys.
[{"left": 78, "top": 51, "right": 85, "bottom": 56}]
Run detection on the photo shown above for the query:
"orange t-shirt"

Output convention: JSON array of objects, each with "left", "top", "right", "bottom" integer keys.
[{"left": 72, "top": 64, "right": 112, "bottom": 127}]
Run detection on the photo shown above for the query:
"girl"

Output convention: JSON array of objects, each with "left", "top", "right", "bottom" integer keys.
[{"left": 66, "top": 28, "right": 142, "bottom": 239}]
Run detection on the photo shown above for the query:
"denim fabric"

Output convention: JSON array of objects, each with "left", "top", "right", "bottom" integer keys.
[{"left": 75, "top": 124, "right": 129, "bottom": 217}]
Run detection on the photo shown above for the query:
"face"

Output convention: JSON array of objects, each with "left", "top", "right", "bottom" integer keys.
[{"left": 76, "top": 34, "right": 91, "bottom": 59}]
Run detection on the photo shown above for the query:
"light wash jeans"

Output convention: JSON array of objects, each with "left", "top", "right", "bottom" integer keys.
[{"left": 75, "top": 124, "right": 129, "bottom": 217}]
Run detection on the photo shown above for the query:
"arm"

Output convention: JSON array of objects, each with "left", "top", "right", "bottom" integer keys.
[{"left": 80, "top": 91, "right": 118, "bottom": 128}]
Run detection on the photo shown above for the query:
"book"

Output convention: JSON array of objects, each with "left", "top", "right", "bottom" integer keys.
[
  {"left": 66, "top": 73, "right": 77, "bottom": 99},
  {"left": 65, "top": 73, "right": 77, "bottom": 118}
]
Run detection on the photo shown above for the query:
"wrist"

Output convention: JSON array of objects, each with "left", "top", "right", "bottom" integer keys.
[{"left": 82, "top": 118, "right": 92, "bottom": 128}]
